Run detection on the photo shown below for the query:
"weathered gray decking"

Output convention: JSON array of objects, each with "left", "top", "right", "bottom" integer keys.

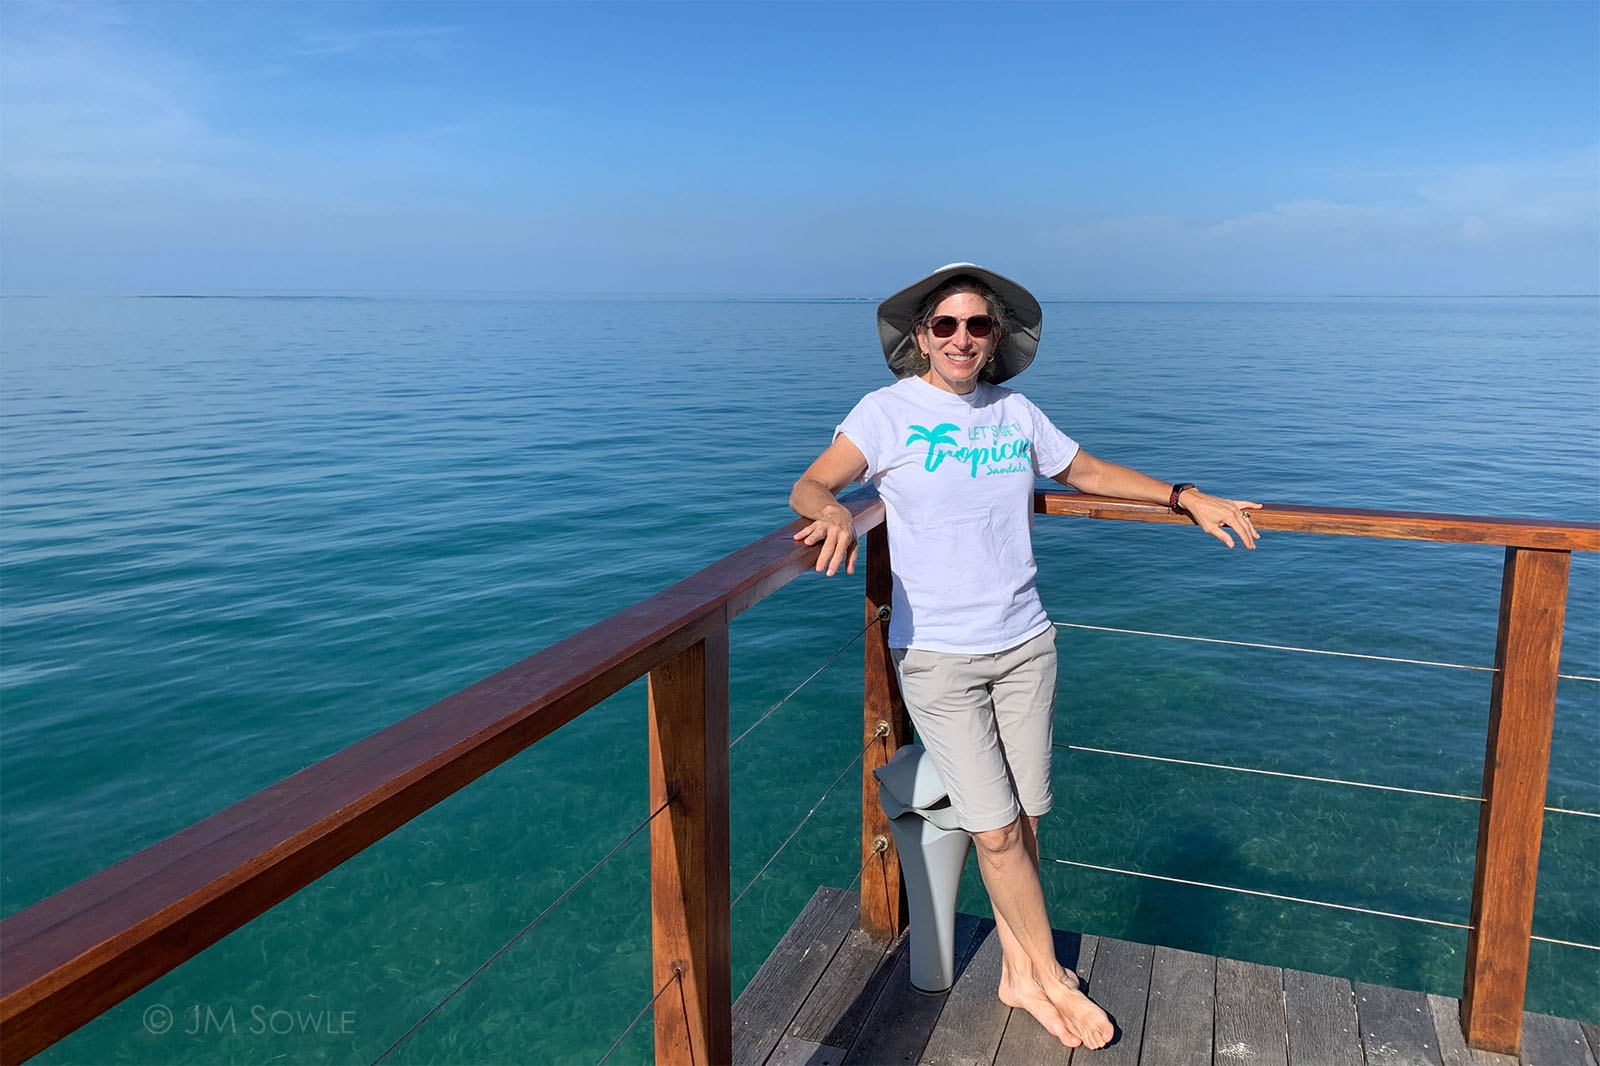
[{"left": 732, "top": 887, "right": 1599, "bottom": 1066}]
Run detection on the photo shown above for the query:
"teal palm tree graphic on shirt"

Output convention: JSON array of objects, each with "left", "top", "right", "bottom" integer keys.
[{"left": 905, "top": 423, "right": 961, "bottom": 472}]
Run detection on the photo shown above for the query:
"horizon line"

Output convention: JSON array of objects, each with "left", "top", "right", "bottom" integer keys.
[{"left": 4, "top": 289, "right": 1597, "bottom": 301}]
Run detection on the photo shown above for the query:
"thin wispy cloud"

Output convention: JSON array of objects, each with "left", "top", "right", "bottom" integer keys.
[
  {"left": 2, "top": 18, "right": 231, "bottom": 184},
  {"left": 1036, "top": 148, "right": 1599, "bottom": 294}
]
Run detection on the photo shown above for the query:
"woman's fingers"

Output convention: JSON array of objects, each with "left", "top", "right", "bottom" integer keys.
[
  {"left": 1228, "top": 500, "right": 1262, "bottom": 550},
  {"left": 1189, "top": 494, "right": 1260, "bottom": 550},
  {"left": 793, "top": 521, "right": 823, "bottom": 546},
  {"left": 1208, "top": 511, "right": 1255, "bottom": 550},
  {"left": 1201, "top": 519, "right": 1238, "bottom": 549},
  {"left": 821, "top": 528, "right": 855, "bottom": 575},
  {"left": 794, "top": 518, "right": 857, "bottom": 575}
]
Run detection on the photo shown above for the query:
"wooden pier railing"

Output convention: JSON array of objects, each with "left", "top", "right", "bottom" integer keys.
[{"left": 2, "top": 493, "right": 1595, "bottom": 1064}]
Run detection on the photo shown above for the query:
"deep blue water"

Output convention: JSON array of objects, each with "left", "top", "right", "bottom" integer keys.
[{"left": 2, "top": 294, "right": 1596, "bottom": 1064}]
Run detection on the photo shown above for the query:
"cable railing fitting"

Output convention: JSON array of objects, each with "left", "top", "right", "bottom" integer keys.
[
  {"left": 595, "top": 968, "right": 682, "bottom": 1066},
  {"left": 731, "top": 722, "right": 889, "bottom": 909}
]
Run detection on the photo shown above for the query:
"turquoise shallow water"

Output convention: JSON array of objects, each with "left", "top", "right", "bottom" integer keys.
[{"left": 2, "top": 294, "right": 1596, "bottom": 1063}]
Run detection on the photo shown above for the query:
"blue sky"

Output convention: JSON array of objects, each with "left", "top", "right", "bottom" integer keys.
[{"left": 2, "top": 1, "right": 1596, "bottom": 296}]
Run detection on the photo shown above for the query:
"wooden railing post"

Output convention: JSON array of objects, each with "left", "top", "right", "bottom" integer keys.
[
  {"left": 1461, "top": 546, "right": 1571, "bottom": 1056},
  {"left": 860, "top": 526, "right": 911, "bottom": 941},
  {"left": 648, "top": 625, "right": 732, "bottom": 1066}
]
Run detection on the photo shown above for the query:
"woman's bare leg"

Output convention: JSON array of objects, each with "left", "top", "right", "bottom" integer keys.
[{"left": 975, "top": 815, "right": 1112, "bottom": 1049}]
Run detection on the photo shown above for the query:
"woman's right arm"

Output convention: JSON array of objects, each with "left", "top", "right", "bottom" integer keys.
[{"left": 790, "top": 435, "right": 869, "bottom": 576}]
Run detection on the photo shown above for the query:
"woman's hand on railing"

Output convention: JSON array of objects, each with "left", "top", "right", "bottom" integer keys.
[
  {"left": 794, "top": 502, "right": 859, "bottom": 576},
  {"left": 1178, "top": 489, "right": 1263, "bottom": 549}
]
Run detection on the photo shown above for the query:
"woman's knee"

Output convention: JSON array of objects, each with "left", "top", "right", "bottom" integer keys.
[{"left": 971, "top": 817, "right": 1025, "bottom": 857}]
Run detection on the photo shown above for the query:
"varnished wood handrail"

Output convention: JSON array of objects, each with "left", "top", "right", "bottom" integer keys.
[
  {"left": 1, "top": 491, "right": 1593, "bottom": 1063},
  {"left": 1037, "top": 490, "right": 1600, "bottom": 551}
]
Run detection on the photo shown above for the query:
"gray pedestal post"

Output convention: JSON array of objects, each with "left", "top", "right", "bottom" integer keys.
[{"left": 874, "top": 744, "right": 972, "bottom": 993}]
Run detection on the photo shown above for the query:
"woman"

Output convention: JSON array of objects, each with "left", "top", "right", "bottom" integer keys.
[{"left": 790, "top": 264, "right": 1259, "bottom": 1049}]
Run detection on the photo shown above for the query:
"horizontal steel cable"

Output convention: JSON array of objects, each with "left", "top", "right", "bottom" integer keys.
[
  {"left": 732, "top": 722, "right": 890, "bottom": 909},
  {"left": 372, "top": 794, "right": 675, "bottom": 1065},
  {"left": 1530, "top": 933, "right": 1600, "bottom": 950},
  {"left": 1041, "top": 856, "right": 1600, "bottom": 952},
  {"left": 1058, "top": 743, "right": 1478, "bottom": 803},
  {"left": 1053, "top": 620, "right": 1600, "bottom": 683},
  {"left": 1053, "top": 744, "right": 1599, "bottom": 819},
  {"left": 595, "top": 969, "right": 681, "bottom": 1066},
  {"left": 1044, "top": 855, "right": 1470, "bottom": 929},
  {"left": 730, "top": 608, "right": 885, "bottom": 751}
]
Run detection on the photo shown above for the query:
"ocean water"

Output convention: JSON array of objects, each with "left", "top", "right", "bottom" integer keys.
[{"left": 1, "top": 293, "right": 1595, "bottom": 1064}]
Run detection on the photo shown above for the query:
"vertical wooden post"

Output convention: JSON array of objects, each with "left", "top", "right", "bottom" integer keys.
[
  {"left": 648, "top": 626, "right": 732, "bottom": 1066},
  {"left": 1461, "top": 547, "right": 1570, "bottom": 1056},
  {"left": 861, "top": 526, "right": 912, "bottom": 941}
]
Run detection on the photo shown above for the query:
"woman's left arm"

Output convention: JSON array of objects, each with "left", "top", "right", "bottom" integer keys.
[{"left": 1054, "top": 450, "right": 1262, "bottom": 549}]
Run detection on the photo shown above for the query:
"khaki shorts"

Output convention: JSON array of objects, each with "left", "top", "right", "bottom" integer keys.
[{"left": 890, "top": 627, "right": 1057, "bottom": 834}]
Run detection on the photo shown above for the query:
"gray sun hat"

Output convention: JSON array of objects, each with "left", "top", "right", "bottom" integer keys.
[{"left": 876, "top": 263, "right": 1044, "bottom": 384}]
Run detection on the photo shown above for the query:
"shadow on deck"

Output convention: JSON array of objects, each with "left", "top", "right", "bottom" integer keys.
[{"left": 732, "top": 888, "right": 1599, "bottom": 1066}]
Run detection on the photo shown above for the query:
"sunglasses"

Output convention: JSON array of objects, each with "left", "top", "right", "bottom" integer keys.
[{"left": 923, "top": 314, "right": 999, "bottom": 339}]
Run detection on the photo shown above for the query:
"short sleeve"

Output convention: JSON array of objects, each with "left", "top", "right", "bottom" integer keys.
[
  {"left": 836, "top": 393, "right": 890, "bottom": 482},
  {"left": 1024, "top": 399, "right": 1079, "bottom": 478}
]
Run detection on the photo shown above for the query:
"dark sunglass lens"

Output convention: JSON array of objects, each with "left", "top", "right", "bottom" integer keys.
[
  {"left": 967, "top": 316, "right": 995, "bottom": 337},
  {"left": 928, "top": 316, "right": 959, "bottom": 338}
]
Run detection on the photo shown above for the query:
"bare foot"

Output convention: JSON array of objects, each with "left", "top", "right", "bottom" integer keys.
[
  {"left": 1046, "top": 968, "right": 1113, "bottom": 1050},
  {"left": 999, "top": 966, "right": 1080, "bottom": 1048}
]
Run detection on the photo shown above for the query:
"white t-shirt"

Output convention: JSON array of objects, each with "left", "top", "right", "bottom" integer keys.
[{"left": 837, "top": 376, "right": 1079, "bottom": 653}]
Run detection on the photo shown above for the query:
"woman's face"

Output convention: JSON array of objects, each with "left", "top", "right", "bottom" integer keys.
[{"left": 915, "top": 290, "right": 999, "bottom": 395}]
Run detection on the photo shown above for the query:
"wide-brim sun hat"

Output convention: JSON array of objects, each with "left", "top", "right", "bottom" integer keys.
[{"left": 877, "top": 263, "right": 1043, "bottom": 385}]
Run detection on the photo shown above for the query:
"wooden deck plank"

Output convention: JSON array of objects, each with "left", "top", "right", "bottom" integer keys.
[
  {"left": 1068, "top": 937, "right": 1153, "bottom": 1065},
  {"left": 1355, "top": 981, "right": 1444, "bottom": 1066},
  {"left": 841, "top": 913, "right": 983, "bottom": 1066},
  {"left": 1581, "top": 1021, "right": 1600, "bottom": 1066},
  {"left": 1426, "top": 995, "right": 1518, "bottom": 1066},
  {"left": 1141, "top": 945, "right": 1215, "bottom": 1065},
  {"left": 919, "top": 919, "right": 1010, "bottom": 1066},
  {"left": 1216, "top": 957, "right": 1288, "bottom": 1066},
  {"left": 1285, "top": 968, "right": 1361, "bottom": 1066},
  {"left": 733, "top": 886, "right": 859, "bottom": 1066},
  {"left": 769, "top": 1036, "right": 847, "bottom": 1066},
  {"left": 993, "top": 932, "right": 1099, "bottom": 1066},
  {"left": 787, "top": 926, "right": 900, "bottom": 1053},
  {"left": 1518, "top": 1011, "right": 1598, "bottom": 1066},
  {"left": 745, "top": 897, "right": 1594, "bottom": 1066}
]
